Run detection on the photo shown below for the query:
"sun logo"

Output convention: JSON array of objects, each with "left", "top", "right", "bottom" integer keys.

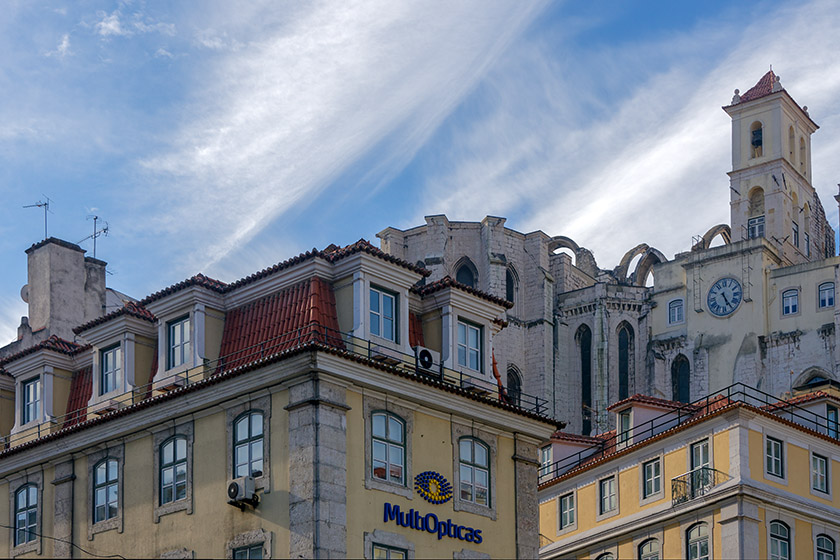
[{"left": 414, "top": 471, "right": 453, "bottom": 505}]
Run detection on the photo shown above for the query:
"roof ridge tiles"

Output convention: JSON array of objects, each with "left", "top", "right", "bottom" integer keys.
[
  {"left": 73, "top": 300, "right": 156, "bottom": 334},
  {"left": 411, "top": 275, "right": 514, "bottom": 309},
  {"left": 0, "top": 334, "right": 90, "bottom": 369}
]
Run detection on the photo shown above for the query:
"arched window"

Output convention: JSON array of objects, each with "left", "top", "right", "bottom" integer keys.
[
  {"left": 455, "top": 258, "right": 477, "bottom": 288},
  {"left": 820, "top": 282, "right": 835, "bottom": 309},
  {"left": 371, "top": 411, "right": 405, "bottom": 484},
  {"left": 687, "top": 522, "right": 709, "bottom": 560},
  {"left": 93, "top": 459, "right": 119, "bottom": 523},
  {"left": 782, "top": 289, "right": 799, "bottom": 315},
  {"left": 505, "top": 266, "right": 518, "bottom": 304},
  {"left": 817, "top": 534, "right": 836, "bottom": 560},
  {"left": 14, "top": 484, "right": 37, "bottom": 546},
  {"left": 800, "top": 137, "right": 806, "bottom": 175},
  {"left": 788, "top": 126, "right": 796, "bottom": 163},
  {"left": 596, "top": 554, "right": 615, "bottom": 560},
  {"left": 618, "top": 324, "right": 633, "bottom": 401},
  {"left": 770, "top": 521, "right": 790, "bottom": 560},
  {"left": 233, "top": 411, "right": 264, "bottom": 478},
  {"left": 638, "top": 538, "right": 660, "bottom": 560},
  {"left": 577, "top": 325, "right": 592, "bottom": 435},
  {"left": 750, "top": 121, "right": 763, "bottom": 158},
  {"left": 668, "top": 299, "right": 684, "bottom": 325},
  {"left": 160, "top": 436, "right": 188, "bottom": 505},
  {"left": 748, "top": 187, "right": 765, "bottom": 239},
  {"left": 507, "top": 365, "right": 522, "bottom": 406},
  {"left": 671, "top": 355, "right": 691, "bottom": 403},
  {"left": 459, "top": 437, "right": 490, "bottom": 506}
]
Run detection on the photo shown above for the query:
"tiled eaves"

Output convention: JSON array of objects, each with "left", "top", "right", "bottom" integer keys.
[
  {"left": 0, "top": 335, "right": 89, "bottom": 371},
  {"left": 138, "top": 240, "right": 429, "bottom": 307},
  {"left": 539, "top": 399, "right": 840, "bottom": 491},
  {"left": 73, "top": 301, "right": 156, "bottom": 335},
  {"left": 607, "top": 393, "right": 698, "bottom": 412},
  {"left": 0, "top": 341, "right": 556, "bottom": 460},
  {"left": 411, "top": 276, "right": 514, "bottom": 309}
]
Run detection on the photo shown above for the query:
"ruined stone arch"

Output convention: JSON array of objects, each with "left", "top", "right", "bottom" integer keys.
[
  {"left": 548, "top": 236, "right": 580, "bottom": 254},
  {"left": 453, "top": 256, "right": 478, "bottom": 288},
  {"left": 616, "top": 244, "right": 666, "bottom": 286},
  {"left": 692, "top": 224, "right": 731, "bottom": 251},
  {"left": 547, "top": 236, "right": 599, "bottom": 278}
]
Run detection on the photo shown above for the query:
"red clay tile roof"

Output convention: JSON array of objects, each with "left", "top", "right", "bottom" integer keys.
[
  {"left": 411, "top": 276, "right": 514, "bottom": 309},
  {"left": 408, "top": 312, "right": 425, "bottom": 348},
  {"left": 139, "top": 273, "right": 228, "bottom": 306},
  {"left": 549, "top": 431, "right": 605, "bottom": 445},
  {"left": 216, "top": 276, "right": 344, "bottom": 372},
  {"left": 607, "top": 393, "right": 697, "bottom": 412},
  {"left": 739, "top": 70, "right": 777, "bottom": 103},
  {"left": 63, "top": 366, "right": 92, "bottom": 429},
  {"left": 0, "top": 335, "right": 89, "bottom": 370},
  {"left": 73, "top": 301, "right": 156, "bottom": 335},
  {"left": 762, "top": 390, "right": 840, "bottom": 411},
  {"left": 226, "top": 240, "right": 430, "bottom": 292}
]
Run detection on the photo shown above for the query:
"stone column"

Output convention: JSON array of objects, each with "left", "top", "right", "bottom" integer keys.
[
  {"left": 52, "top": 460, "right": 75, "bottom": 558},
  {"left": 513, "top": 435, "right": 540, "bottom": 559},
  {"left": 719, "top": 498, "right": 760, "bottom": 560},
  {"left": 286, "top": 374, "right": 349, "bottom": 558}
]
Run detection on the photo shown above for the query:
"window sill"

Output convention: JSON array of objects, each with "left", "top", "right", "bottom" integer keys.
[
  {"left": 154, "top": 497, "right": 192, "bottom": 523},
  {"left": 90, "top": 516, "right": 120, "bottom": 538},
  {"left": 10, "top": 540, "right": 39, "bottom": 558},
  {"left": 453, "top": 498, "right": 496, "bottom": 520},
  {"left": 365, "top": 476, "right": 413, "bottom": 500}
]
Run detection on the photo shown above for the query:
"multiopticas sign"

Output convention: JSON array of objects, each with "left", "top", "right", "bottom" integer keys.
[{"left": 383, "top": 503, "right": 483, "bottom": 544}]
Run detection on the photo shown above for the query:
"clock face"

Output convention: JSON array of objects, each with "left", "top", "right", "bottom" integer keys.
[{"left": 707, "top": 277, "right": 743, "bottom": 317}]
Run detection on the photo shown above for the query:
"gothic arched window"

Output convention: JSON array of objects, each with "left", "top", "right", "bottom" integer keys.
[
  {"left": 617, "top": 324, "right": 633, "bottom": 401},
  {"left": 455, "top": 258, "right": 477, "bottom": 288},
  {"left": 577, "top": 325, "right": 592, "bottom": 435},
  {"left": 672, "top": 354, "right": 691, "bottom": 403}
]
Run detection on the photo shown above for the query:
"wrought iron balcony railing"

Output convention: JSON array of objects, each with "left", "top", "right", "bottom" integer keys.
[{"left": 671, "top": 467, "right": 729, "bottom": 506}]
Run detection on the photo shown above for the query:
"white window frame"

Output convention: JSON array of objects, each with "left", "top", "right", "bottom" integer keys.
[
  {"left": 765, "top": 436, "right": 785, "bottom": 480},
  {"left": 557, "top": 491, "right": 576, "bottom": 534},
  {"left": 819, "top": 283, "right": 835, "bottom": 310},
  {"left": 167, "top": 316, "right": 191, "bottom": 370},
  {"left": 86, "top": 446, "right": 124, "bottom": 539},
  {"left": 540, "top": 446, "right": 552, "bottom": 479},
  {"left": 816, "top": 534, "right": 836, "bottom": 560},
  {"left": 641, "top": 457, "right": 663, "bottom": 502},
  {"left": 369, "top": 286, "right": 397, "bottom": 342},
  {"left": 793, "top": 221, "right": 800, "bottom": 247},
  {"left": 686, "top": 522, "right": 710, "bottom": 560},
  {"left": 769, "top": 520, "right": 791, "bottom": 560},
  {"left": 748, "top": 215, "right": 765, "bottom": 239},
  {"left": 812, "top": 452, "right": 829, "bottom": 495},
  {"left": 828, "top": 405, "right": 839, "bottom": 439},
  {"left": 596, "top": 474, "right": 618, "bottom": 520},
  {"left": 99, "top": 344, "right": 121, "bottom": 396},
  {"left": 21, "top": 377, "right": 40, "bottom": 426},
  {"left": 668, "top": 298, "right": 685, "bottom": 325},
  {"left": 618, "top": 410, "right": 632, "bottom": 446},
  {"left": 782, "top": 289, "right": 799, "bottom": 316},
  {"left": 457, "top": 319, "right": 482, "bottom": 373},
  {"left": 9, "top": 472, "right": 43, "bottom": 557}
]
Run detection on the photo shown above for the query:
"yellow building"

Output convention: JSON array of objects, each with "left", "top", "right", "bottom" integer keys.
[
  {"left": 538, "top": 382, "right": 840, "bottom": 559},
  {"left": 0, "top": 238, "right": 555, "bottom": 558}
]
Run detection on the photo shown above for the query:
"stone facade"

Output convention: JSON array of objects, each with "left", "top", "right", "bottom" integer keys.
[{"left": 379, "top": 71, "right": 840, "bottom": 435}]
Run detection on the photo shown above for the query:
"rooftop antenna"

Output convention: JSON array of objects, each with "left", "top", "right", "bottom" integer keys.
[
  {"left": 78, "top": 215, "right": 109, "bottom": 259},
  {"left": 23, "top": 197, "right": 52, "bottom": 239}
]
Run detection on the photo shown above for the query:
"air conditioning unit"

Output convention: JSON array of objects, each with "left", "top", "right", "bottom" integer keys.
[
  {"left": 227, "top": 476, "right": 256, "bottom": 505},
  {"left": 413, "top": 346, "right": 441, "bottom": 377}
]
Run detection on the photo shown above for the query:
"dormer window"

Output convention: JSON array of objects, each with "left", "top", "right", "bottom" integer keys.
[
  {"left": 167, "top": 316, "right": 190, "bottom": 369},
  {"left": 618, "top": 411, "right": 631, "bottom": 444},
  {"left": 22, "top": 378, "right": 40, "bottom": 425},
  {"left": 370, "top": 287, "right": 397, "bottom": 342},
  {"left": 100, "top": 345, "right": 121, "bottom": 395},
  {"left": 457, "top": 320, "right": 482, "bottom": 372}
]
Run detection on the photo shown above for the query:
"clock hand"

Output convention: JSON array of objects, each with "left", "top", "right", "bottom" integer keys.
[{"left": 722, "top": 292, "right": 731, "bottom": 307}]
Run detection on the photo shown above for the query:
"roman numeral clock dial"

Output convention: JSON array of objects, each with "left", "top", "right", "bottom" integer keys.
[{"left": 707, "top": 277, "right": 743, "bottom": 317}]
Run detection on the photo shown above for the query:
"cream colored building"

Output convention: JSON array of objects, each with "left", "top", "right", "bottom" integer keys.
[
  {"left": 380, "top": 70, "right": 840, "bottom": 436},
  {"left": 538, "top": 382, "right": 840, "bottom": 559},
  {"left": 0, "top": 238, "right": 555, "bottom": 558}
]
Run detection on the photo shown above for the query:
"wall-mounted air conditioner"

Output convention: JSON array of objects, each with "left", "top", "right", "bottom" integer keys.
[{"left": 413, "top": 346, "right": 441, "bottom": 378}]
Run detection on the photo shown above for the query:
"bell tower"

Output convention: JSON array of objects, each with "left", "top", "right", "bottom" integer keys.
[{"left": 724, "top": 69, "right": 822, "bottom": 264}]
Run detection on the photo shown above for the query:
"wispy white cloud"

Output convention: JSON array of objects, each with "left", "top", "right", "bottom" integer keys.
[
  {"left": 140, "top": 0, "right": 548, "bottom": 274},
  {"left": 95, "top": 11, "right": 128, "bottom": 37},
  {"left": 94, "top": 9, "right": 175, "bottom": 38},
  {"left": 45, "top": 33, "right": 71, "bottom": 57},
  {"left": 416, "top": 0, "right": 840, "bottom": 269}
]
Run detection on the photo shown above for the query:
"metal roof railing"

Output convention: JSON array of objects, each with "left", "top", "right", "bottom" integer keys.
[
  {"left": 539, "top": 382, "right": 840, "bottom": 485},
  {"left": 1, "top": 322, "right": 549, "bottom": 451}
]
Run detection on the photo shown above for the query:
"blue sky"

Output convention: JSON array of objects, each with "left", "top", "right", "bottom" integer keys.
[{"left": 2, "top": 0, "right": 840, "bottom": 342}]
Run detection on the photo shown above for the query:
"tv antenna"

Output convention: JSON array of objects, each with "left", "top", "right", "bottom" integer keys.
[
  {"left": 23, "top": 197, "right": 52, "bottom": 239},
  {"left": 78, "top": 215, "right": 109, "bottom": 259}
]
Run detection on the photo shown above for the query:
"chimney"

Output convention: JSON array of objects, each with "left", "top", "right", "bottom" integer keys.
[{"left": 21, "top": 238, "right": 107, "bottom": 340}]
